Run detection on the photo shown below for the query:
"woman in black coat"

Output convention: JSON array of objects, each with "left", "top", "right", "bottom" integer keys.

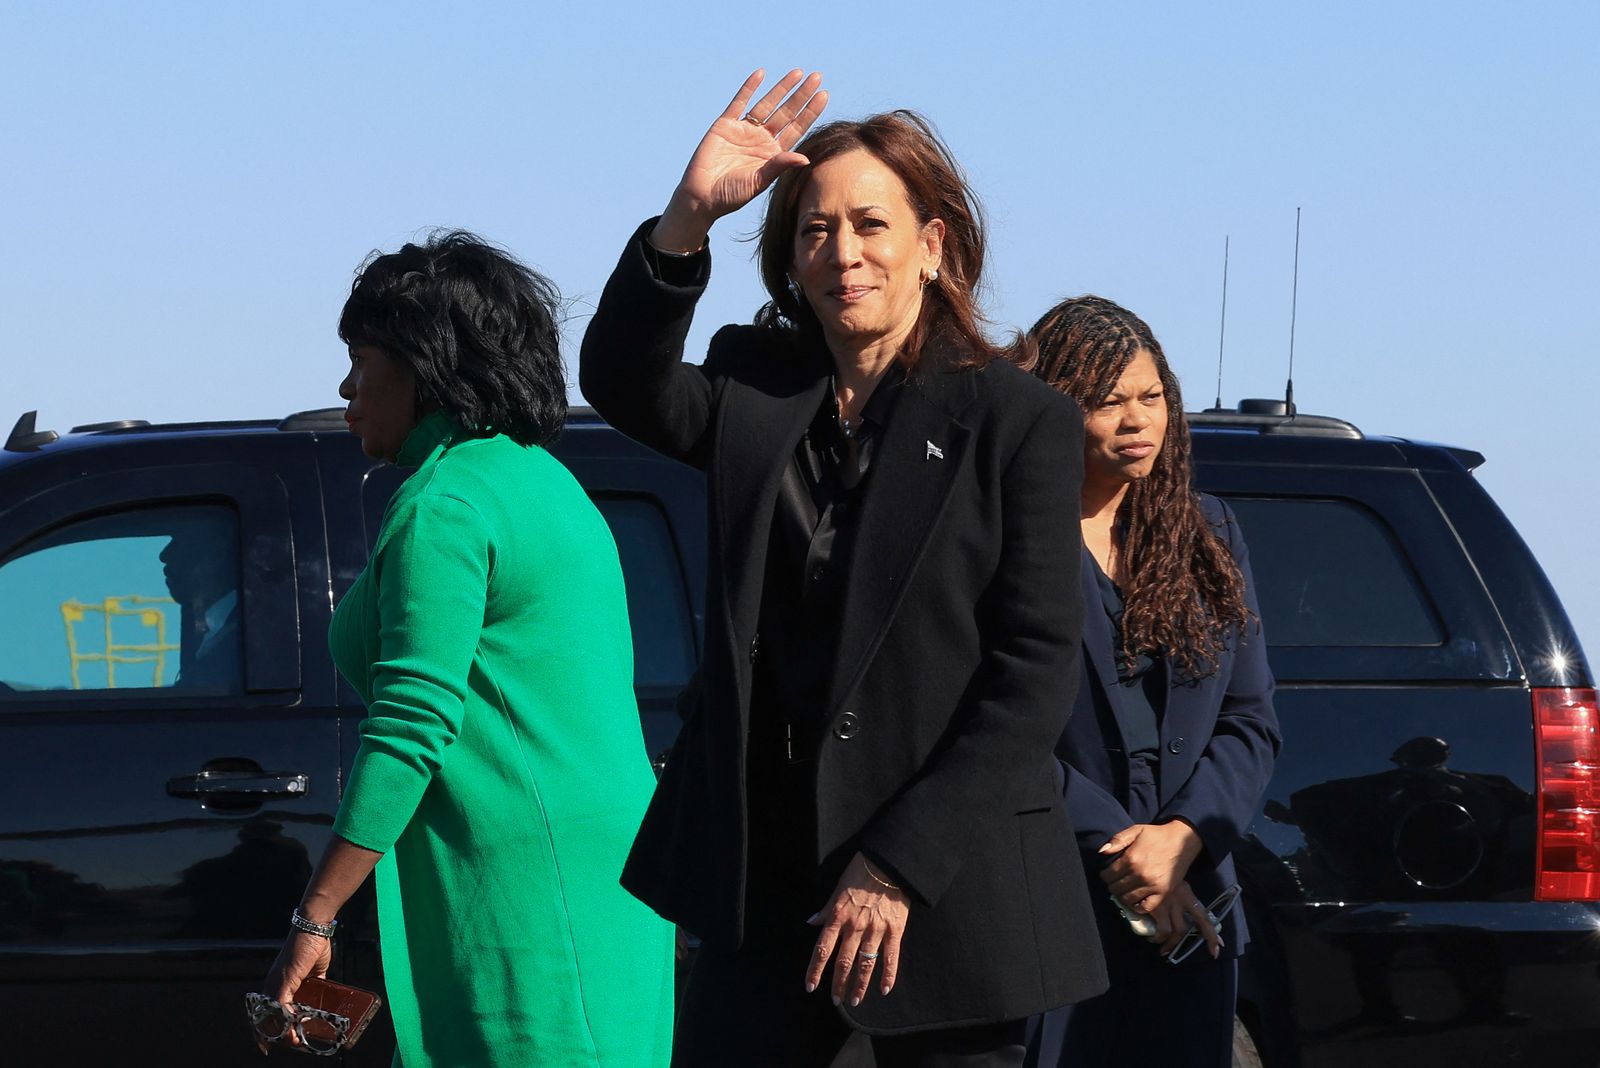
[
  {"left": 1021, "top": 296, "right": 1281, "bottom": 1068},
  {"left": 580, "top": 70, "right": 1106, "bottom": 1066}
]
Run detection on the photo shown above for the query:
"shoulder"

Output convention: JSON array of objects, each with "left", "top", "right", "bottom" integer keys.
[
  {"left": 394, "top": 438, "right": 566, "bottom": 522},
  {"left": 1197, "top": 492, "right": 1246, "bottom": 554},
  {"left": 934, "top": 358, "right": 1083, "bottom": 441}
]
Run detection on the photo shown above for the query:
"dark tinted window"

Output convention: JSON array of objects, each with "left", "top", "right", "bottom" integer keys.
[
  {"left": 594, "top": 496, "right": 695, "bottom": 690},
  {"left": 358, "top": 468, "right": 695, "bottom": 692},
  {"left": 0, "top": 505, "right": 242, "bottom": 694},
  {"left": 1223, "top": 496, "right": 1444, "bottom": 647}
]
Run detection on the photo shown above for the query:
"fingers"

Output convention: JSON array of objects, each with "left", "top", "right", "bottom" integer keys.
[
  {"left": 806, "top": 914, "right": 841, "bottom": 994},
  {"left": 756, "top": 71, "right": 822, "bottom": 135},
  {"left": 775, "top": 88, "right": 829, "bottom": 152},
  {"left": 831, "top": 923, "right": 866, "bottom": 1005},
  {"left": 1192, "top": 898, "right": 1223, "bottom": 958},
  {"left": 754, "top": 152, "right": 812, "bottom": 192},
  {"left": 878, "top": 924, "right": 904, "bottom": 996},
  {"left": 720, "top": 69, "right": 767, "bottom": 122},
  {"left": 1099, "top": 825, "right": 1143, "bottom": 855},
  {"left": 744, "top": 68, "right": 809, "bottom": 125}
]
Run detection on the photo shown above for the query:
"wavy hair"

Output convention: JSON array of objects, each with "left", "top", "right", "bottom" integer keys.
[
  {"left": 1022, "top": 295, "right": 1252, "bottom": 678},
  {"left": 339, "top": 230, "right": 567, "bottom": 446},
  {"left": 753, "top": 110, "right": 1006, "bottom": 368}
]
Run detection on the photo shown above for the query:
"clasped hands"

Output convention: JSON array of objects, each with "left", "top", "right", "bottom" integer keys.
[
  {"left": 806, "top": 851, "right": 910, "bottom": 1007},
  {"left": 1099, "top": 819, "right": 1223, "bottom": 959}
]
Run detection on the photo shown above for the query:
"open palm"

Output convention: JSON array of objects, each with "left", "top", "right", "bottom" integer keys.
[{"left": 655, "top": 69, "right": 828, "bottom": 250}]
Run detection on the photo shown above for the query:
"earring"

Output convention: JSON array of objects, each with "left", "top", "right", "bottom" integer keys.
[{"left": 922, "top": 268, "right": 940, "bottom": 286}]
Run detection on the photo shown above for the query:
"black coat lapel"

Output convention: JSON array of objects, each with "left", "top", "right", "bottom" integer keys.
[
  {"left": 715, "top": 352, "right": 830, "bottom": 655},
  {"left": 828, "top": 366, "right": 973, "bottom": 711}
]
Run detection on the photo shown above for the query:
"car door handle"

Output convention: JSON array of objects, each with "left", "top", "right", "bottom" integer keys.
[{"left": 166, "top": 769, "right": 309, "bottom": 799}]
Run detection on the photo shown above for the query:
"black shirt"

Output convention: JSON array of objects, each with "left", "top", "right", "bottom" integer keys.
[{"left": 752, "top": 362, "right": 908, "bottom": 761}]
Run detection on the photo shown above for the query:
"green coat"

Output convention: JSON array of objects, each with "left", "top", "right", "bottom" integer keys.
[{"left": 330, "top": 411, "right": 673, "bottom": 1068}]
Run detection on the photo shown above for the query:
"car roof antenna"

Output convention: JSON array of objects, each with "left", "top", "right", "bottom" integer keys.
[
  {"left": 1212, "top": 235, "right": 1230, "bottom": 411},
  {"left": 1285, "top": 207, "right": 1301, "bottom": 416}
]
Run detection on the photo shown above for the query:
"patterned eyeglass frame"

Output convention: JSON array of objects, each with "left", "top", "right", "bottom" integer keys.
[
  {"left": 1167, "top": 883, "right": 1242, "bottom": 966},
  {"left": 245, "top": 991, "right": 351, "bottom": 1056}
]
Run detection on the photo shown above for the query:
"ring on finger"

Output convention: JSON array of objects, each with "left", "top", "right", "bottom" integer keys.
[
  {"left": 741, "top": 111, "right": 770, "bottom": 126},
  {"left": 858, "top": 950, "right": 879, "bottom": 962}
]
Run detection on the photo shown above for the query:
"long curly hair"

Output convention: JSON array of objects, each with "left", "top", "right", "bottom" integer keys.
[{"left": 1022, "top": 295, "right": 1252, "bottom": 679}]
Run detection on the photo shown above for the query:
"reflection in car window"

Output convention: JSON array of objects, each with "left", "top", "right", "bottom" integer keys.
[
  {"left": 594, "top": 496, "right": 696, "bottom": 691},
  {"left": 0, "top": 505, "right": 242, "bottom": 695},
  {"left": 1223, "top": 496, "right": 1445, "bottom": 647}
]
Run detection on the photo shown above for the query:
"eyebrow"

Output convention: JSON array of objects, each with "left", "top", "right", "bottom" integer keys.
[{"left": 799, "top": 204, "right": 892, "bottom": 218}]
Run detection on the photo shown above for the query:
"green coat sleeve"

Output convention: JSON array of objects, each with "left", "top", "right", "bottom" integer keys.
[{"left": 333, "top": 491, "right": 491, "bottom": 853}]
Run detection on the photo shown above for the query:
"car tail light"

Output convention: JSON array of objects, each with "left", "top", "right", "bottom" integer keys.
[{"left": 1534, "top": 687, "right": 1600, "bottom": 900}]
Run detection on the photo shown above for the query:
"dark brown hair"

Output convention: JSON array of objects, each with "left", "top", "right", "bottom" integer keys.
[
  {"left": 1023, "top": 295, "right": 1252, "bottom": 678},
  {"left": 754, "top": 110, "right": 1004, "bottom": 368}
]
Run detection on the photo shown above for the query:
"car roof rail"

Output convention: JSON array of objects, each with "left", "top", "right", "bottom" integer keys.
[
  {"left": 279, "top": 405, "right": 607, "bottom": 433},
  {"left": 278, "top": 408, "right": 347, "bottom": 431},
  {"left": 1188, "top": 399, "right": 1363, "bottom": 439},
  {"left": 70, "top": 419, "right": 151, "bottom": 433},
  {"left": 5, "top": 410, "right": 59, "bottom": 452}
]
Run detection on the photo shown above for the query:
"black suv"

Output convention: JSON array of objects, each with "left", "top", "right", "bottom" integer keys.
[{"left": 0, "top": 403, "right": 1594, "bottom": 1067}]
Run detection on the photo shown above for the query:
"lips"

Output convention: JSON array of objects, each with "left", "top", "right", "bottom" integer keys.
[
  {"left": 827, "top": 285, "right": 873, "bottom": 303},
  {"left": 1116, "top": 442, "right": 1157, "bottom": 459}
]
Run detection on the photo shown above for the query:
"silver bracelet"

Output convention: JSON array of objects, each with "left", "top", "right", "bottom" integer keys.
[{"left": 290, "top": 908, "right": 338, "bottom": 939}]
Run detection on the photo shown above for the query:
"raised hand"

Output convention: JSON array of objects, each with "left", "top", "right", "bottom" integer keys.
[{"left": 651, "top": 69, "right": 828, "bottom": 253}]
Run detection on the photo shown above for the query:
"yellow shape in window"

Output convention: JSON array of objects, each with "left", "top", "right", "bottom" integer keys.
[{"left": 60, "top": 595, "right": 180, "bottom": 689}]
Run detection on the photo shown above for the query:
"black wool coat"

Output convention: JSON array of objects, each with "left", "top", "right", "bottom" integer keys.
[{"left": 579, "top": 221, "right": 1107, "bottom": 1033}]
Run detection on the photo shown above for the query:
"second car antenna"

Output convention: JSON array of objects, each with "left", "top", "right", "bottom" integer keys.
[
  {"left": 1214, "top": 235, "right": 1230, "bottom": 410},
  {"left": 1285, "top": 207, "right": 1301, "bottom": 415}
]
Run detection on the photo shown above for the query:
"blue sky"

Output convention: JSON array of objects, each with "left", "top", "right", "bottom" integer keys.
[{"left": 4, "top": 1, "right": 1596, "bottom": 658}]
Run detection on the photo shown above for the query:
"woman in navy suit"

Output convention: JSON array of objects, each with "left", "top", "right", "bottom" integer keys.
[{"left": 1022, "top": 296, "right": 1281, "bottom": 1068}]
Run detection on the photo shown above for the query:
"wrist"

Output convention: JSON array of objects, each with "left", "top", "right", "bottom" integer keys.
[
  {"left": 290, "top": 908, "right": 338, "bottom": 939},
  {"left": 650, "top": 196, "right": 714, "bottom": 254},
  {"left": 1162, "top": 817, "right": 1204, "bottom": 862}
]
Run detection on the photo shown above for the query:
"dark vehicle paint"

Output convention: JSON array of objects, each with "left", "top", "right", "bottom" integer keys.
[
  {"left": 0, "top": 409, "right": 1593, "bottom": 1067},
  {"left": 0, "top": 415, "right": 704, "bottom": 1066}
]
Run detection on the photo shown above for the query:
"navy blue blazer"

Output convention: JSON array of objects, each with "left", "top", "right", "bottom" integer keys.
[{"left": 1058, "top": 494, "right": 1280, "bottom": 956}]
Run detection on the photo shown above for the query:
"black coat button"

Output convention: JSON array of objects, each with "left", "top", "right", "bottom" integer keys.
[
  {"left": 1168, "top": 737, "right": 1186, "bottom": 755},
  {"left": 835, "top": 711, "right": 861, "bottom": 740}
]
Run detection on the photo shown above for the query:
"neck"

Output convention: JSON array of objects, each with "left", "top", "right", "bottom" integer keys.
[
  {"left": 825, "top": 319, "right": 918, "bottom": 413},
  {"left": 1081, "top": 476, "right": 1131, "bottom": 526}
]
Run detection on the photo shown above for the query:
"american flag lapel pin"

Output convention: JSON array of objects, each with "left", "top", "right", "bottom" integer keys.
[{"left": 925, "top": 440, "right": 944, "bottom": 461}]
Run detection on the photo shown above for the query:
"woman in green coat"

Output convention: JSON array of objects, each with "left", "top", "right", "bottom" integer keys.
[{"left": 259, "top": 232, "right": 674, "bottom": 1067}]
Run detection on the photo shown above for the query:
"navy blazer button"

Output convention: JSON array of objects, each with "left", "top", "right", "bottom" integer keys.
[
  {"left": 1168, "top": 737, "right": 1186, "bottom": 754},
  {"left": 835, "top": 712, "right": 861, "bottom": 740}
]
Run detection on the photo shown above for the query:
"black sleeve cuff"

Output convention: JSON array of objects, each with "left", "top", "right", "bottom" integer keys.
[{"left": 641, "top": 223, "right": 711, "bottom": 289}]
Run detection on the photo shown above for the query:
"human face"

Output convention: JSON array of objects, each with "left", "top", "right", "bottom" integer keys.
[
  {"left": 1082, "top": 350, "right": 1168, "bottom": 492},
  {"left": 338, "top": 344, "right": 419, "bottom": 462},
  {"left": 790, "top": 149, "right": 944, "bottom": 358}
]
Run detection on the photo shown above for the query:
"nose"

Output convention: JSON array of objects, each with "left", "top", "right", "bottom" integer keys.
[
  {"left": 338, "top": 367, "right": 356, "bottom": 402},
  {"left": 1122, "top": 403, "right": 1152, "bottom": 431},
  {"left": 829, "top": 229, "right": 863, "bottom": 270}
]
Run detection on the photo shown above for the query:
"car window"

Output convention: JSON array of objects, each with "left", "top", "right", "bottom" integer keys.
[
  {"left": 0, "top": 505, "right": 242, "bottom": 695},
  {"left": 359, "top": 466, "right": 695, "bottom": 693},
  {"left": 593, "top": 495, "right": 696, "bottom": 690},
  {"left": 1223, "top": 496, "right": 1445, "bottom": 647}
]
